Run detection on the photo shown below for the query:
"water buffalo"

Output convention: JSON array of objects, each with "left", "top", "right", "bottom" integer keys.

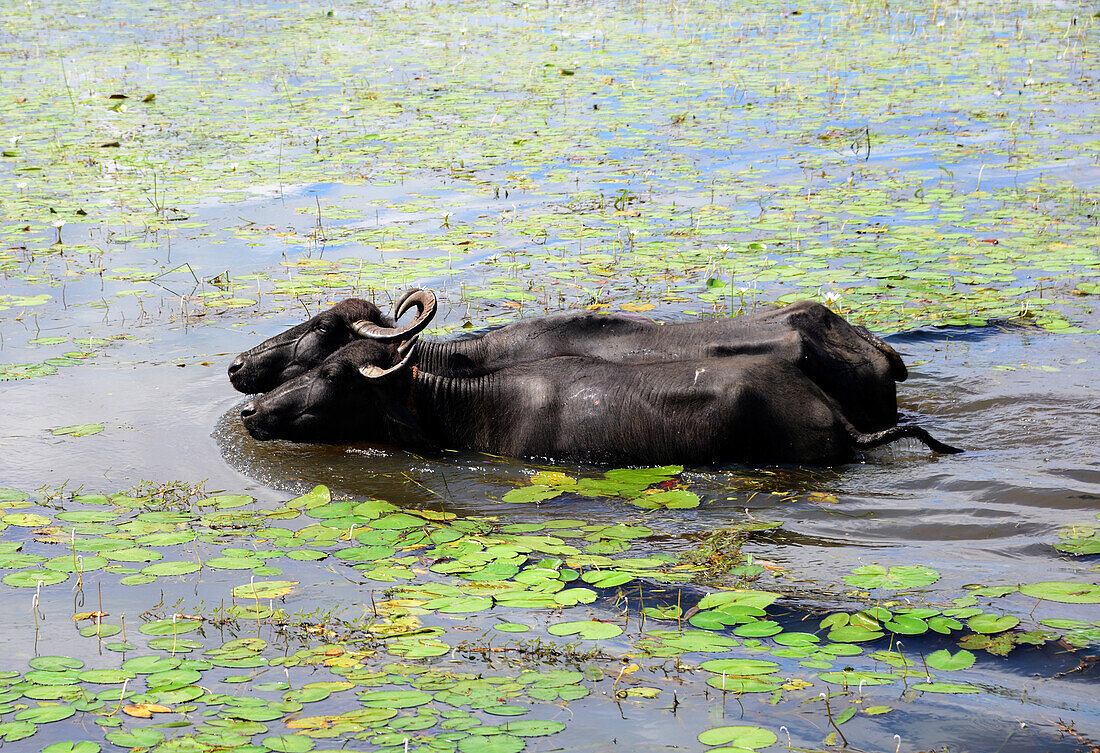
[
  {"left": 229, "top": 291, "right": 906, "bottom": 431},
  {"left": 238, "top": 339, "right": 960, "bottom": 466}
]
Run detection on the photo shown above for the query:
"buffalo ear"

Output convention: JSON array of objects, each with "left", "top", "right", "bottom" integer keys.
[{"left": 357, "top": 337, "right": 418, "bottom": 381}]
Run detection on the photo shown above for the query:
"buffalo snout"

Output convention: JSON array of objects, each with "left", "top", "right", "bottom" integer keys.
[{"left": 240, "top": 401, "right": 256, "bottom": 418}]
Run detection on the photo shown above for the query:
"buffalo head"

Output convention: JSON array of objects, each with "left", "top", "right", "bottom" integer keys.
[
  {"left": 239, "top": 338, "right": 426, "bottom": 446},
  {"left": 228, "top": 289, "right": 436, "bottom": 394}
]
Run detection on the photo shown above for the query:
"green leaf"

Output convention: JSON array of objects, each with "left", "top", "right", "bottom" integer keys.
[
  {"left": 0, "top": 721, "right": 37, "bottom": 742},
  {"left": 231, "top": 580, "right": 298, "bottom": 599},
  {"left": 42, "top": 743, "right": 101, "bottom": 753},
  {"left": 78, "top": 669, "right": 134, "bottom": 684},
  {"left": 498, "top": 720, "right": 566, "bottom": 737},
  {"left": 842, "top": 564, "right": 939, "bottom": 590},
  {"left": 699, "top": 658, "right": 779, "bottom": 676},
  {"left": 51, "top": 423, "right": 104, "bottom": 437},
  {"left": 967, "top": 613, "right": 1020, "bottom": 634},
  {"left": 697, "top": 590, "right": 780, "bottom": 611},
  {"left": 198, "top": 494, "right": 253, "bottom": 509},
  {"left": 927, "top": 649, "right": 976, "bottom": 671},
  {"left": 2, "top": 569, "right": 67, "bottom": 587},
  {"left": 704, "top": 676, "right": 781, "bottom": 693},
  {"left": 825, "top": 625, "right": 884, "bottom": 643},
  {"left": 28, "top": 656, "right": 83, "bottom": 671},
  {"left": 629, "top": 489, "right": 700, "bottom": 509},
  {"left": 547, "top": 620, "right": 622, "bottom": 640},
  {"left": 14, "top": 704, "right": 75, "bottom": 723},
  {"left": 456, "top": 734, "right": 524, "bottom": 753},
  {"left": 359, "top": 690, "right": 432, "bottom": 708},
  {"left": 697, "top": 725, "right": 777, "bottom": 748},
  {"left": 1018, "top": 581, "right": 1100, "bottom": 604},
  {"left": 2, "top": 513, "right": 51, "bottom": 527},
  {"left": 285, "top": 485, "right": 330, "bottom": 509},
  {"left": 139, "top": 618, "right": 202, "bottom": 636},
  {"left": 262, "top": 734, "right": 315, "bottom": 752},
  {"left": 502, "top": 485, "right": 562, "bottom": 504},
  {"left": 142, "top": 561, "right": 201, "bottom": 577},
  {"left": 912, "top": 682, "right": 981, "bottom": 694}
]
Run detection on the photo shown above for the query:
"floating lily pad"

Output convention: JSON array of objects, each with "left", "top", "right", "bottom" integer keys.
[
  {"left": 698, "top": 725, "right": 778, "bottom": 749},
  {"left": 927, "top": 649, "right": 976, "bottom": 671},
  {"left": 547, "top": 620, "right": 623, "bottom": 640},
  {"left": 3, "top": 569, "right": 67, "bottom": 587},
  {"left": 139, "top": 618, "right": 202, "bottom": 636},
  {"left": 142, "top": 561, "right": 201, "bottom": 577},
  {"left": 912, "top": 682, "right": 981, "bottom": 694},
  {"left": 1018, "top": 581, "right": 1100, "bottom": 604},
  {"left": 968, "top": 614, "right": 1020, "bottom": 634},
  {"left": 14, "top": 704, "right": 75, "bottom": 723},
  {"left": 843, "top": 565, "right": 939, "bottom": 590},
  {"left": 2, "top": 513, "right": 50, "bottom": 527},
  {"left": 232, "top": 580, "right": 298, "bottom": 599},
  {"left": 50, "top": 424, "right": 104, "bottom": 437}
]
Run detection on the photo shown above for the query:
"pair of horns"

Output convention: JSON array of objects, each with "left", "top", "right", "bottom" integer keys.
[
  {"left": 359, "top": 337, "right": 418, "bottom": 380},
  {"left": 351, "top": 289, "right": 437, "bottom": 342}
]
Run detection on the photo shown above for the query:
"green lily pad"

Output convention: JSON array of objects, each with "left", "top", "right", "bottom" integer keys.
[
  {"left": 547, "top": 620, "right": 623, "bottom": 640},
  {"left": 232, "top": 580, "right": 298, "bottom": 598},
  {"left": 262, "top": 735, "right": 315, "bottom": 752},
  {"left": 0, "top": 721, "right": 37, "bottom": 742},
  {"left": 14, "top": 704, "right": 75, "bottom": 723},
  {"left": 3, "top": 569, "right": 67, "bottom": 587},
  {"left": 698, "top": 725, "right": 778, "bottom": 749},
  {"left": 843, "top": 564, "right": 939, "bottom": 590},
  {"left": 139, "top": 618, "right": 202, "bottom": 636},
  {"left": 142, "top": 561, "right": 201, "bottom": 577},
  {"left": 358, "top": 690, "right": 432, "bottom": 708},
  {"left": 28, "top": 656, "right": 84, "bottom": 671},
  {"left": 1018, "top": 581, "right": 1100, "bottom": 604},
  {"left": 456, "top": 734, "right": 524, "bottom": 753},
  {"left": 968, "top": 613, "right": 1020, "bottom": 634},
  {"left": 198, "top": 494, "right": 253, "bottom": 509},
  {"left": 2, "top": 513, "right": 50, "bottom": 527},
  {"left": 42, "top": 743, "right": 102, "bottom": 753},
  {"left": 699, "top": 658, "right": 779, "bottom": 676},
  {"left": 50, "top": 423, "right": 104, "bottom": 437},
  {"left": 498, "top": 720, "right": 567, "bottom": 737},
  {"left": 704, "top": 676, "right": 781, "bottom": 693},
  {"left": 502, "top": 485, "right": 562, "bottom": 504},
  {"left": 927, "top": 649, "right": 976, "bottom": 671},
  {"left": 912, "top": 682, "right": 981, "bottom": 694}
]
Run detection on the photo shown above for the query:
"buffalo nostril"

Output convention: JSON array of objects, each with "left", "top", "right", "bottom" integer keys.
[
  {"left": 228, "top": 357, "right": 244, "bottom": 375},
  {"left": 240, "top": 402, "right": 256, "bottom": 418}
]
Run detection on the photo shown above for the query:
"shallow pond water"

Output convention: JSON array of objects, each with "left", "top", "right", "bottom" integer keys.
[{"left": 1, "top": 0, "right": 1098, "bottom": 751}]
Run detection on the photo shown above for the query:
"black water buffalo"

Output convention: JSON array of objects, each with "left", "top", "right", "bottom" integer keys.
[
  {"left": 239, "top": 339, "right": 959, "bottom": 466},
  {"left": 229, "top": 291, "right": 906, "bottom": 432}
]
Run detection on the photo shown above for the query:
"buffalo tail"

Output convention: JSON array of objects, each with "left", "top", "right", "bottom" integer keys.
[{"left": 851, "top": 424, "right": 963, "bottom": 455}]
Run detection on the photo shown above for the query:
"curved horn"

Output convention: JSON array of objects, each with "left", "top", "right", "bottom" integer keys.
[
  {"left": 359, "top": 336, "right": 419, "bottom": 379},
  {"left": 351, "top": 289, "right": 437, "bottom": 342}
]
